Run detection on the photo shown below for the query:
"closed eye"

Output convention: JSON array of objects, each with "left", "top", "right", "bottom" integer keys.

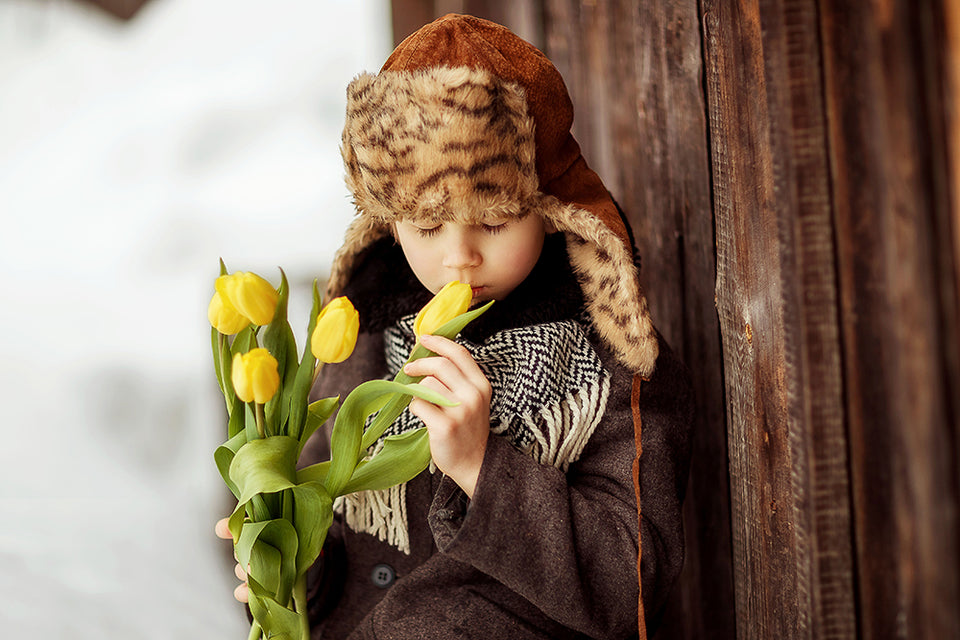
[
  {"left": 481, "top": 222, "right": 509, "bottom": 235},
  {"left": 415, "top": 224, "right": 442, "bottom": 238}
]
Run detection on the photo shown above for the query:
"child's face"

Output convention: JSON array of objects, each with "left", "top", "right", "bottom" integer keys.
[{"left": 394, "top": 214, "right": 546, "bottom": 303}]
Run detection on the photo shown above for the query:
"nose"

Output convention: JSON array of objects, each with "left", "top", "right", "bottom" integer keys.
[{"left": 441, "top": 228, "right": 482, "bottom": 270}]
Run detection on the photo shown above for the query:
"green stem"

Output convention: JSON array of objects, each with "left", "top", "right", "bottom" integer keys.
[
  {"left": 293, "top": 574, "right": 310, "bottom": 640},
  {"left": 247, "top": 619, "right": 262, "bottom": 640},
  {"left": 248, "top": 494, "right": 271, "bottom": 522},
  {"left": 255, "top": 403, "right": 267, "bottom": 439},
  {"left": 282, "top": 487, "right": 294, "bottom": 522}
]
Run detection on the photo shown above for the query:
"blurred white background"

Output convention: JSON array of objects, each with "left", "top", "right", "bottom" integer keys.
[{"left": 0, "top": 0, "right": 391, "bottom": 636}]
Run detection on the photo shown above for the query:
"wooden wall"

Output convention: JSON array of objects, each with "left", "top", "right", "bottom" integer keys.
[{"left": 390, "top": 2, "right": 960, "bottom": 638}]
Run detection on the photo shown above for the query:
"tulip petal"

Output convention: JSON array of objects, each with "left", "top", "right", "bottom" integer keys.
[
  {"left": 231, "top": 348, "right": 281, "bottom": 405},
  {"left": 413, "top": 280, "right": 473, "bottom": 338},
  {"left": 311, "top": 296, "right": 359, "bottom": 364}
]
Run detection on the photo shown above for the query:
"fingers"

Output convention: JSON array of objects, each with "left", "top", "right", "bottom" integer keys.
[
  {"left": 234, "top": 581, "right": 249, "bottom": 603},
  {"left": 405, "top": 334, "right": 491, "bottom": 399},
  {"left": 233, "top": 562, "right": 250, "bottom": 602},
  {"left": 215, "top": 517, "right": 232, "bottom": 540},
  {"left": 216, "top": 517, "right": 249, "bottom": 603}
]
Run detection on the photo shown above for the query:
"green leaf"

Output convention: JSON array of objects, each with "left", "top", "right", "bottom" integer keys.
[
  {"left": 298, "top": 397, "right": 339, "bottom": 456},
  {"left": 327, "top": 380, "right": 452, "bottom": 497},
  {"left": 290, "top": 481, "right": 333, "bottom": 576},
  {"left": 229, "top": 436, "right": 300, "bottom": 505},
  {"left": 227, "top": 401, "right": 244, "bottom": 439},
  {"left": 358, "top": 382, "right": 453, "bottom": 452},
  {"left": 228, "top": 500, "right": 247, "bottom": 541},
  {"left": 212, "top": 326, "right": 224, "bottom": 396},
  {"left": 231, "top": 325, "right": 257, "bottom": 357},
  {"left": 214, "top": 430, "right": 248, "bottom": 498},
  {"left": 247, "top": 574, "right": 304, "bottom": 640},
  {"left": 263, "top": 270, "right": 296, "bottom": 436},
  {"left": 244, "top": 402, "right": 259, "bottom": 443},
  {"left": 295, "top": 461, "right": 329, "bottom": 485},
  {"left": 286, "top": 281, "right": 323, "bottom": 441},
  {"left": 236, "top": 518, "right": 298, "bottom": 604},
  {"left": 219, "top": 332, "right": 238, "bottom": 416},
  {"left": 342, "top": 428, "right": 432, "bottom": 494},
  {"left": 278, "top": 327, "right": 299, "bottom": 431}
]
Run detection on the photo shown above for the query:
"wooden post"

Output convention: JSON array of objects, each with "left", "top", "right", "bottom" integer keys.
[
  {"left": 701, "top": 0, "right": 857, "bottom": 637},
  {"left": 819, "top": 1, "right": 960, "bottom": 638}
]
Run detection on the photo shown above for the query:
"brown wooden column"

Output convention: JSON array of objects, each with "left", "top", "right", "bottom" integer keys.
[
  {"left": 819, "top": 1, "right": 960, "bottom": 638},
  {"left": 700, "top": 0, "right": 857, "bottom": 636}
]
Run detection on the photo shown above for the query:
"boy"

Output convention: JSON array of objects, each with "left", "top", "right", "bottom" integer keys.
[{"left": 222, "top": 14, "right": 692, "bottom": 639}]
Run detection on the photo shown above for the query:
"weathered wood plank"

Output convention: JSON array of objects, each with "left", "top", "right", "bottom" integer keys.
[
  {"left": 540, "top": 3, "right": 732, "bottom": 639},
  {"left": 819, "top": 1, "right": 960, "bottom": 638},
  {"left": 702, "top": 0, "right": 860, "bottom": 636},
  {"left": 701, "top": 0, "right": 804, "bottom": 634},
  {"left": 757, "top": 0, "right": 857, "bottom": 636}
]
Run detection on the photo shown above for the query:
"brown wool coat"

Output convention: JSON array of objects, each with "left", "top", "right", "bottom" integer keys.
[{"left": 301, "top": 238, "right": 693, "bottom": 640}]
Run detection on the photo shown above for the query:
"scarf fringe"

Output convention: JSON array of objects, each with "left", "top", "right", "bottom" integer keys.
[{"left": 335, "top": 482, "right": 411, "bottom": 554}]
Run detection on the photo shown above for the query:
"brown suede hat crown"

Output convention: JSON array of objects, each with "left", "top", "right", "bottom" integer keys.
[
  {"left": 381, "top": 13, "right": 631, "bottom": 249},
  {"left": 330, "top": 14, "right": 658, "bottom": 376}
]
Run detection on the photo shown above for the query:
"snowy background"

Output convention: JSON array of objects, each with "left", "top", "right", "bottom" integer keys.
[{"left": 0, "top": 0, "right": 391, "bottom": 636}]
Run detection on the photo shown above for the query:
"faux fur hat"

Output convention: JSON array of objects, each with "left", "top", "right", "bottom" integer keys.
[{"left": 329, "top": 13, "right": 658, "bottom": 377}]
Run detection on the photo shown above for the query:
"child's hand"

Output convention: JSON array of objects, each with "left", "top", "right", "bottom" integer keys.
[
  {"left": 404, "top": 333, "right": 491, "bottom": 498},
  {"left": 215, "top": 517, "right": 250, "bottom": 603}
]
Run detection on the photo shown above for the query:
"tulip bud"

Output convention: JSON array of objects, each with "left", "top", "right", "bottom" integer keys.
[
  {"left": 311, "top": 297, "right": 360, "bottom": 364},
  {"left": 231, "top": 348, "right": 280, "bottom": 404},
  {"left": 208, "top": 290, "right": 250, "bottom": 335},
  {"left": 217, "top": 272, "right": 279, "bottom": 326},
  {"left": 414, "top": 281, "right": 473, "bottom": 339}
]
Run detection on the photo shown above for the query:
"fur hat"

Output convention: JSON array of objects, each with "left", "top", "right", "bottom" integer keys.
[{"left": 329, "top": 14, "right": 658, "bottom": 377}]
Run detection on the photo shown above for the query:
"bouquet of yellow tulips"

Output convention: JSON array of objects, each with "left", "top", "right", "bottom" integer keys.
[{"left": 209, "top": 262, "right": 489, "bottom": 640}]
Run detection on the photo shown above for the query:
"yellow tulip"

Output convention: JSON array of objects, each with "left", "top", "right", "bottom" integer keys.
[
  {"left": 208, "top": 290, "right": 250, "bottom": 335},
  {"left": 311, "top": 297, "right": 360, "bottom": 364},
  {"left": 231, "top": 348, "right": 280, "bottom": 404},
  {"left": 414, "top": 281, "right": 472, "bottom": 339},
  {"left": 216, "top": 272, "right": 279, "bottom": 326}
]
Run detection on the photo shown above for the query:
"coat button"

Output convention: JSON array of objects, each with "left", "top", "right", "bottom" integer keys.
[{"left": 371, "top": 563, "right": 396, "bottom": 588}]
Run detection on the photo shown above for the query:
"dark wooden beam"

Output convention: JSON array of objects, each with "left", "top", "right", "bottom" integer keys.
[{"left": 820, "top": 0, "right": 960, "bottom": 637}]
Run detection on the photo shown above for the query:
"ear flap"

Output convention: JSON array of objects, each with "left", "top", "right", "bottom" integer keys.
[{"left": 539, "top": 195, "right": 659, "bottom": 378}]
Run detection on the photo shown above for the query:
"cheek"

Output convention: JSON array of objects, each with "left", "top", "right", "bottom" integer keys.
[
  {"left": 397, "top": 235, "right": 442, "bottom": 291},
  {"left": 496, "top": 233, "right": 543, "bottom": 282}
]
